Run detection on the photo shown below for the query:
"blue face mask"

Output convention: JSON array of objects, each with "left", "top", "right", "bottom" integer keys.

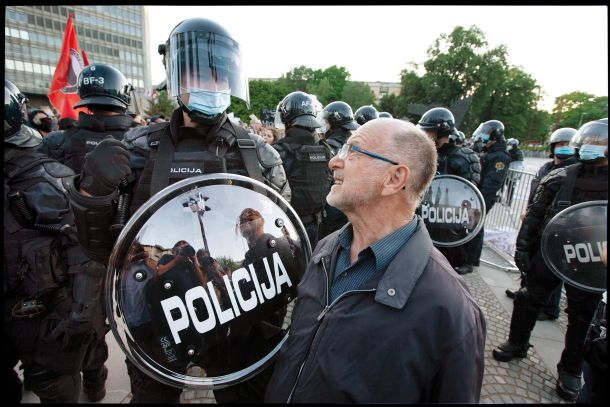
[
  {"left": 481, "top": 134, "right": 491, "bottom": 143},
  {"left": 554, "top": 146, "right": 575, "bottom": 158},
  {"left": 187, "top": 89, "right": 231, "bottom": 116},
  {"left": 578, "top": 144, "right": 607, "bottom": 161},
  {"left": 318, "top": 125, "right": 328, "bottom": 134}
]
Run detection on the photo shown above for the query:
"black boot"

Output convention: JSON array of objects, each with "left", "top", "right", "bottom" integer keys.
[
  {"left": 455, "top": 264, "right": 473, "bottom": 275},
  {"left": 492, "top": 340, "right": 531, "bottom": 362},
  {"left": 556, "top": 364, "right": 581, "bottom": 402},
  {"left": 83, "top": 365, "right": 108, "bottom": 402}
]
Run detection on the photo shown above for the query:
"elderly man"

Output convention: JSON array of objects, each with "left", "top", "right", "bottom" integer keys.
[{"left": 265, "top": 118, "right": 486, "bottom": 403}]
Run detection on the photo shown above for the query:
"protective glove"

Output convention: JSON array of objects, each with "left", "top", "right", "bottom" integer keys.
[
  {"left": 514, "top": 250, "right": 531, "bottom": 273},
  {"left": 80, "top": 138, "right": 131, "bottom": 196},
  {"left": 584, "top": 323, "right": 607, "bottom": 372}
]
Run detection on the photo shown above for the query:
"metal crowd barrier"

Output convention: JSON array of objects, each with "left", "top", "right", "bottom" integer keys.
[{"left": 482, "top": 168, "right": 536, "bottom": 272}]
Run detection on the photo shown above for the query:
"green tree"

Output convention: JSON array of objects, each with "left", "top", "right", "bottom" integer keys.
[
  {"left": 552, "top": 92, "right": 608, "bottom": 130},
  {"left": 340, "top": 81, "right": 375, "bottom": 109},
  {"left": 228, "top": 79, "right": 292, "bottom": 122},
  {"left": 145, "top": 90, "right": 176, "bottom": 118},
  {"left": 316, "top": 65, "right": 351, "bottom": 102},
  {"left": 377, "top": 93, "right": 399, "bottom": 117},
  {"left": 307, "top": 78, "right": 333, "bottom": 105}
]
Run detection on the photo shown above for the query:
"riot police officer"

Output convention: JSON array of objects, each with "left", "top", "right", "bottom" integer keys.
[
  {"left": 418, "top": 107, "right": 481, "bottom": 271},
  {"left": 40, "top": 63, "right": 134, "bottom": 401},
  {"left": 5, "top": 79, "right": 106, "bottom": 403},
  {"left": 459, "top": 120, "right": 511, "bottom": 274},
  {"left": 455, "top": 130, "right": 465, "bottom": 146},
  {"left": 492, "top": 119, "right": 608, "bottom": 402},
  {"left": 504, "top": 138, "right": 524, "bottom": 206},
  {"left": 506, "top": 127, "right": 579, "bottom": 319},
  {"left": 66, "top": 18, "right": 290, "bottom": 404},
  {"left": 40, "top": 63, "right": 135, "bottom": 173},
  {"left": 316, "top": 101, "right": 359, "bottom": 239},
  {"left": 354, "top": 105, "right": 379, "bottom": 125},
  {"left": 378, "top": 111, "right": 393, "bottom": 119},
  {"left": 273, "top": 91, "right": 332, "bottom": 249}
]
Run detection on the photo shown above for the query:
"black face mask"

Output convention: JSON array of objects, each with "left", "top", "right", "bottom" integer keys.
[{"left": 35, "top": 117, "right": 53, "bottom": 132}]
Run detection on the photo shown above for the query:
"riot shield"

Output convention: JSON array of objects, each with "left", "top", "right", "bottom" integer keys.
[
  {"left": 541, "top": 200, "right": 607, "bottom": 293},
  {"left": 107, "top": 174, "right": 310, "bottom": 389},
  {"left": 416, "top": 175, "right": 486, "bottom": 247}
]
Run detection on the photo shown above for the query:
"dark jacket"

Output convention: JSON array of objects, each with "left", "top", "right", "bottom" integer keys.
[
  {"left": 527, "top": 156, "right": 577, "bottom": 205},
  {"left": 509, "top": 147, "right": 524, "bottom": 162},
  {"left": 516, "top": 163, "right": 608, "bottom": 255},
  {"left": 265, "top": 219, "right": 486, "bottom": 403},
  {"left": 479, "top": 140, "right": 511, "bottom": 209},
  {"left": 437, "top": 142, "right": 481, "bottom": 184}
]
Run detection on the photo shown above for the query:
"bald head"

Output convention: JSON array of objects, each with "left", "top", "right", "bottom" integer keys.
[{"left": 353, "top": 118, "right": 437, "bottom": 204}]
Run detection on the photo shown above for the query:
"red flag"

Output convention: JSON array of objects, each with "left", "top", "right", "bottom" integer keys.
[{"left": 47, "top": 14, "right": 89, "bottom": 120}]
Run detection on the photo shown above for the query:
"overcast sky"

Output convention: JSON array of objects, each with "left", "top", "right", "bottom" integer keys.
[{"left": 146, "top": 5, "right": 608, "bottom": 112}]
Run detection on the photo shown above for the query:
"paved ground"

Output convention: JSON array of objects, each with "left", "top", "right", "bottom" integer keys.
[{"left": 18, "top": 243, "right": 573, "bottom": 404}]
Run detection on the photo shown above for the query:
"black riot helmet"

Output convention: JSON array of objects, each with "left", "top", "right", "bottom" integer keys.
[
  {"left": 73, "top": 64, "right": 132, "bottom": 112},
  {"left": 378, "top": 111, "right": 393, "bottom": 119},
  {"left": 159, "top": 18, "right": 249, "bottom": 124},
  {"left": 5, "top": 79, "right": 29, "bottom": 138},
  {"left": 274, "top": 91, "right": 322, "bottom": 129},
  {"left": 472, "top": 120, "right": 505, "bottom": 144},
  {"left": 5, "top": 79, "right": 42, "bottom": 147},
  {"left": 548, "top": 127, "right": 577, "bottom": 158},
  {"left": 569, "top": 119, "right": 608, "bottom": 163},
  {"left": 354, "top": 105, "right": 379, "bottom": 125},
  {"left": 457, "top": 130, "right": 466, "bottom": 145},
  {"left": 317, "top": 101, "right": 359, "bottom": 131},
  {"left": 417, "top": 107, "right": 455, "bottom": 138}
]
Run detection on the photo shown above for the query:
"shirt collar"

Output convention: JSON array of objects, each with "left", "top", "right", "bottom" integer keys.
[{"left": 337, "top": 217, "right": 419, "bottom": 272}]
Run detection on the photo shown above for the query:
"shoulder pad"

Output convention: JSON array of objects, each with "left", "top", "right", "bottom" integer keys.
[
  {"left": 539, "top": 166, "right": 567, "bottom": 186},
  {"left": 123, "top": 125, "right": 153, "bottom": 151},
  {"left": 42, "top": 161, "right": 75, "bottom": 179},
  {"left": 248, "top": 133, "right": 282, "bottom": 168},
  {"left": 42, "top": 131, "right": 66, "bottom": 147}
]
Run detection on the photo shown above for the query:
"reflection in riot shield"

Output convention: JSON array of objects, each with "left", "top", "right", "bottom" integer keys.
[
  {"left": 416, "top": 175, "right": 486, "bottom": 247},
  {"left": 541, "top": 200, "right": 607, "bottom": 293},
  {"left": 108, "top": 174, "right": 310, "bottom": 389}
]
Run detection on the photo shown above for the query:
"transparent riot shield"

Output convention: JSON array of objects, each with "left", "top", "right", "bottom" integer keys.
[
  {"left": 541, "top": 200, "right": 607, "bottom": 293},
  {"left": 416, "top": 175, "right": 486, "bottom": 247},
  {"left": 107, "top": 174, "right": 311, "bottom": 389}
]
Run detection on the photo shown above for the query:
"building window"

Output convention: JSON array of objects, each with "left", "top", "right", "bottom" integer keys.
[
  {"left": 45, "top": 18, "right": 53, "bottom": 29},
  {"left": 36, "top": 16, "right": 44, "bottom": 26},
  {"left": 15, "top": 60, "right": 25, "bottom": 71},
  {"left": 53, "top": 20, "right": 61, "bottom": 31},
  {"left": 60, "top": 7, "right": 67, "bottom": 16},
  {"left": 24, "top": 62, "right": 34, "bottom": 73},
  {"left": 6, "top": 59, "right": 16, "bottom": 70},
  {"left": 27, "top": 14, "right": 35, "bottom": 25},
  {"left": 52, "top": 5, "right": 59, "bottom": 14},
  {"left": 43, "top": 5, "right": 51, "bottom": 12}
]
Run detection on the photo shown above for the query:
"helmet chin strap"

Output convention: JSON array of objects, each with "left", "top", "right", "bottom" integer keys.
[{"left": 177, "top": 96, "right": 225, "bottom": 125}]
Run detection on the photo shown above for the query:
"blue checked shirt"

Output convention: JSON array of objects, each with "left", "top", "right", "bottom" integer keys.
[{"left": 329, "top": 217, "right": 419, "bottom": 303}]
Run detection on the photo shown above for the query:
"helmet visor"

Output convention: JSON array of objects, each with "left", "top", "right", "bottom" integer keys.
[
  {"left": 274, "top": 101, "right": 284, "bottom": 130},
  {"left": 166, "top": 30, "right": 249, "bottom": 106}
]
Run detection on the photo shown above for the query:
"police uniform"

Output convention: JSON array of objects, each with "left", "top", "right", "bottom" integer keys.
[
  {"left": 495, "top": 162, "right": 607, "bottom": 396},
  {"left": 436, "top": 141, "right": 481, "bottom": 267},
  {"left": 68, "top": 108, "right": 290, "bottom": 403},
  {"left": 40, "top": 111, "right": 134, "bottom": 173},
  {"left": 465, "top": 139, "right": 511, "bottom": 267},
  {"left": 273, "top": 125, "right": 332, "bottom": 249},
  {"left": 5, "top": 129, "right": 105, "bottom": 403}
]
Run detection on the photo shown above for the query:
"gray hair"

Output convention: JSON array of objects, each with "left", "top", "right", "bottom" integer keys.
[{"left": 377, "top": 120, "right": 437, "bottom": 206}]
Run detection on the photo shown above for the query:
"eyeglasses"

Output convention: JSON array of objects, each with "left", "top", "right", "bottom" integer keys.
[{"left": 337, "top": 143, "right": 399, "bottom": 165}]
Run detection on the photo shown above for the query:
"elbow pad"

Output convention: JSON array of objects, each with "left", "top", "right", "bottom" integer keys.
[{"left": 68, "top": 175, "right": 118, "bottom": 263}]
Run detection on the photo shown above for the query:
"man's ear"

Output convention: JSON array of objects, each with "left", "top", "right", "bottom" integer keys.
[{"left": 381, "top": 165, "right": 410, "bottom": 196}]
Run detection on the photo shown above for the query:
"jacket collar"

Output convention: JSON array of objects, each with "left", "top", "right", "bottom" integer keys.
[{"left": 311, "top": 218, "right": 433, "bottom": 309}]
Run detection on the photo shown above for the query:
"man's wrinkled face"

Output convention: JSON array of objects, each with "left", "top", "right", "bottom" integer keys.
[{"left": 326, "top": 130, "right": 386, "bottom": 211}]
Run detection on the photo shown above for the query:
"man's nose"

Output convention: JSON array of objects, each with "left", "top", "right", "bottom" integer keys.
[{"left": 329, "top": 154, "right": 343, "bottom": 170}]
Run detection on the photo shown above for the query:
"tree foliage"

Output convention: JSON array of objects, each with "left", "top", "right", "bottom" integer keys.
[
  {"left": 390, "top": 25, "right": 547, "bottom": 143},
  {"left": 340, "top": 81, "right": 375, "bottom": 109},
  {"left": 144, "top": 90, "right": 176, "bottom": 118},
  {"left": 552, "top": 92, "right": 608, "bottom": 130}
]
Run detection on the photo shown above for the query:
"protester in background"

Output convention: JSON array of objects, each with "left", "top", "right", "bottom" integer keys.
[
  {"left": 265, "top": 118, "right": 486, "bottom": 403},
  {"left": 28, "top": 108, "right": 53, "bottom": 137},
  {"left": 261, "top": 126, "right": 278, "bottom": 145},
  {"left": 57, "top": 116, "right": 75, "bottom": 131}
]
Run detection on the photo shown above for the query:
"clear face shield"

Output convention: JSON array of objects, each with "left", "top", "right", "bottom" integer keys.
[
  {"left": 315, "top": 111, "right": 329, "bottom": 134},
  {"left": 473, "top": 123, "right": 491, "bottom": 143},
  {"left": 165, "top": 30, "right": 250, "bottom": 107},
  {"left": 274, "top": 101, "right": 284, "bottom": 130}
]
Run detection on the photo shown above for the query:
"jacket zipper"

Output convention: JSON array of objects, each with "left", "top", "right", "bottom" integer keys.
[{"left": 286, "top": 256, "right": 376, "bottom": 402}]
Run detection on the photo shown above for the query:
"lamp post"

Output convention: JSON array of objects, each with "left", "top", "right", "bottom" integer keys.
[
  {"left": 578, "top": 112, "right": 589, "bottom": 128},
  {"left": 183, "top": 193, "right": 211, "bottom": 254}
]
